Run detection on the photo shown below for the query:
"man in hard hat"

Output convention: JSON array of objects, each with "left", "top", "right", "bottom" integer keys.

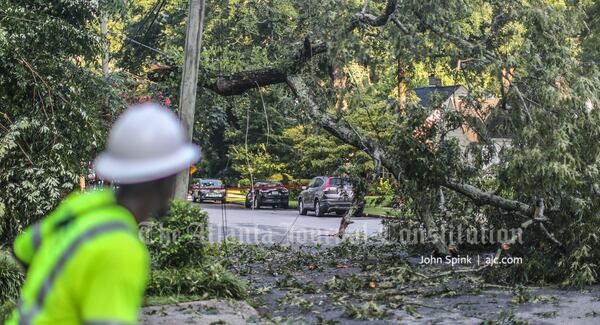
[{"left": 8, "top": 103, "right": 200, "bottom": 325}]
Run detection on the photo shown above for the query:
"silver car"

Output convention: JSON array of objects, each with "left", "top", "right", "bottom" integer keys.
[
  {"left": 192, "top": 179, "right": 226, "bottom": 203},
  {"left": 298, "top": 176, "right": 354, "bottom": 216}
]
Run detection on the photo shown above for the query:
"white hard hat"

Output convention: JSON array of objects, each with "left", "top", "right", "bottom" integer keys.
[{"left": 94, "top": 102, "right": 200, "bottom": 184}]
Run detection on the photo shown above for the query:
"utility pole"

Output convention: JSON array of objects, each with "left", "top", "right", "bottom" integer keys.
[{"left": 173, "top": 0, "right": 206, "bottom": 200}]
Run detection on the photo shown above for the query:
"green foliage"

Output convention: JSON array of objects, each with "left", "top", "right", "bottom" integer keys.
[
  {"left": 229, "top": 143, "right": 287, "bottom": 181},
  {"left": 281, "top": 125, "right": 373, "bottom": 177},
  {"left": 147, "top": 264, "right": 247, "bottom": 300},
  {"left": 1, "top": 0, "right": 597, "bottom": 287},
  {"left": 344, "top": 301, "right": 388, "bottom": 320},
  {"left": 0, "top": 249, "right": 24, "bottom": 303},
  {"left": 0, "top": 300, "right": 16, "bottom": 324},
  {"left": 144, "top": 200, "right": 209, "bottom": 269},
  {"left": 0, "top": 0, "right": 126, "bottom": 242},
  {"left": 369, "top": 178, "right": 394, "bottom": 196},
  {"left": 0, "top": 249, "right": 21, "bottom": 322},
  {"left": 267, "top": 172, "right": 294, "bottom": 183}
]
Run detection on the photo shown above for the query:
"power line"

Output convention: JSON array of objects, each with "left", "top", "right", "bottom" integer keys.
[{"left": 108, "top": 30, "right": 181, "bottom": 61}]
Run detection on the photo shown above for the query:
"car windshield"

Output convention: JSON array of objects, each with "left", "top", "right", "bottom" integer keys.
[
  {"left": 200, "top": 180, "right": 222, "bottom": 188},
  {"left": 329, "top": 178, "right": 352, "bottom": 187}
]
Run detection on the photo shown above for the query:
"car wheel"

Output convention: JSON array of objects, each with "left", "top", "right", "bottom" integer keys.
[
  {"left": 298, "top": 199, "right": 308, "bottom": 215},
  {"left": 282, "top": 203, "right": 289, "bottom": 209},
  {"left": 245, "top": 198, "right": 251, "bottom": 208},
  {"left": 315, "top": 200, "right": 325, "bottom": 217},
  {"left": 253, "top": 197, "right": 261, "bottom": 209}
]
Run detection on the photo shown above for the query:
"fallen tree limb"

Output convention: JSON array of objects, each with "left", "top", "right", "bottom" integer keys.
[
  {"left": 204, "top": 69, "right": 288, "bottom": 96},
  {"left": 441, "top": 180, "right": 533, "bottom": 215},
  {"left": 287, "top": 75, "right": 538, "bottom": 218},
  {"left": 193, "top": 1, "right": 560, "bottom": 248},
  {"left": 194, "top": 3, "right": 512, "bottom": 217},
  {"left": 288, "top": 74, "right": 567, "bottom": 256}
]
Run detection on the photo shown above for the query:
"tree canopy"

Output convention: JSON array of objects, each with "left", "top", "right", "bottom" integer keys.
[{"left": 1, "top": 0, "right": 600, "bottom": 285}]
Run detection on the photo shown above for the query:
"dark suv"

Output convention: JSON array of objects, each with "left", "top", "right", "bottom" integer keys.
[
  {"left": 298, "top": 176, "right": 353, "bottom": 216},
  {"left": 192, "top": 179, "right": 226, "bottom": 203},
  {"left": 245, "top": 182, "right": 289, "bottom": 209}
]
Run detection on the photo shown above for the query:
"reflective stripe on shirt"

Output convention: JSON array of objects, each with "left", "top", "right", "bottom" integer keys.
[{"left": 17, "top": 221, "right": 133, "bottom": 325}]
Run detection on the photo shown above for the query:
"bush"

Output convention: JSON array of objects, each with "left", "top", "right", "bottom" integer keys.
[
  {"left": 142, "top": 200, "right": 209, "bottom": 269},
  {"left": 0, "top": 249, "right": 24, "bottom": 303},
  {"left": 288, "top": 178, "right": 310, "bottom": 200},
  {"left": 267, "top": 173, "right": 293, "bottom": 183},
  {"left": 368, "top": 177, "right": 394, "bottom": 196},
  {"left": 0, "top": 300, "right": 16, "bottom": 324},
  {"left": 147, "top": 264, "right": 247, "bottom": 299},
  {"left": 238, "top": 178, "right": 252, "bottom": 187}
]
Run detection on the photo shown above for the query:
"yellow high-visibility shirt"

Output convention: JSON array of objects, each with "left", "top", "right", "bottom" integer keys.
[{"left": 7, "top": 189, "right": 149, "bottom": 325}]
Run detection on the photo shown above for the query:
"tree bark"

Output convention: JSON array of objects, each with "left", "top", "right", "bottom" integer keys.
[{"left": 337, "top": 184, "right": 366, "bottom": 238}]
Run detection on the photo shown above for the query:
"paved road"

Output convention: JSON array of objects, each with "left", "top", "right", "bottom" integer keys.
[{"left": 196, "top": 202, "right": 384, "bottom": 245}]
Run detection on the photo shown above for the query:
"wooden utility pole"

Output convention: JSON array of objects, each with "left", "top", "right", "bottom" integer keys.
[{"left": 174, "top": 0, "right": 206, "bottom": 200}]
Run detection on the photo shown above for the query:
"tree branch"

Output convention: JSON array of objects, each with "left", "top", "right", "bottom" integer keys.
[
  {"left": 287, "top": 75, "right": 536, "bottom": 218},
  {"left": 347, "top": 0, "right": 397, "bottom": 30},
  {"left": 204, "top": 69, "right": 287, "bottom": 96},
  {"left": 199, "top": 0, "right": 397, "bottom": 96},
  {"left": 441, "top": 180, "right": 533, "bottom": 215}
]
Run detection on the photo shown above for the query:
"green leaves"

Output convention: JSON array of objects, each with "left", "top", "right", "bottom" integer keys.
[
  {"left": 147, "top": 264, "right": 247, "bottom": 299},
  {"left": 0, "top": 249, "right": 24, "bottom": 303},
  {"left": 0, "top": 0, "right": 123, "bottom": 242},
  {"left": 229, "top": 143, "right": 287, "bottom": 181},
  {"left": 144, "top": 200, "right": 209, "bottom": 269}
]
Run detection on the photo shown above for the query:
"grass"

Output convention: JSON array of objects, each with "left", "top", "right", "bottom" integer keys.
[
  {"left": 364, "top": 206, "right": 394, "bottom": 217},
  {"left": 288, "top": 200, "right": 298, "bottom": 209},
  {"left": 225, "top": 190, "right": 247, "bottom": 204}
]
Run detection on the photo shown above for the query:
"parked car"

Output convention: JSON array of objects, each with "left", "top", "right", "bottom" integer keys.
[
  {"left": 192, "top": 179, "right": 226, "bottom": 203},
  {"left": 245, "top": 181, "right": 289, "bottom": 209},
  {"left": 298, "top": 176, "right": 354, "bottom": 216}
]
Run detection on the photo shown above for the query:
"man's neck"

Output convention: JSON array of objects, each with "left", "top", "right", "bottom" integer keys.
[{"left": 116, "top": 194, "right": 150, "bottom": 224}]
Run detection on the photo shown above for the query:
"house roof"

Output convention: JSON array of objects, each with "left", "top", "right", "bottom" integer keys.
[{"left": 414, "top": 85, "right": 462, "bottom": 107}]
